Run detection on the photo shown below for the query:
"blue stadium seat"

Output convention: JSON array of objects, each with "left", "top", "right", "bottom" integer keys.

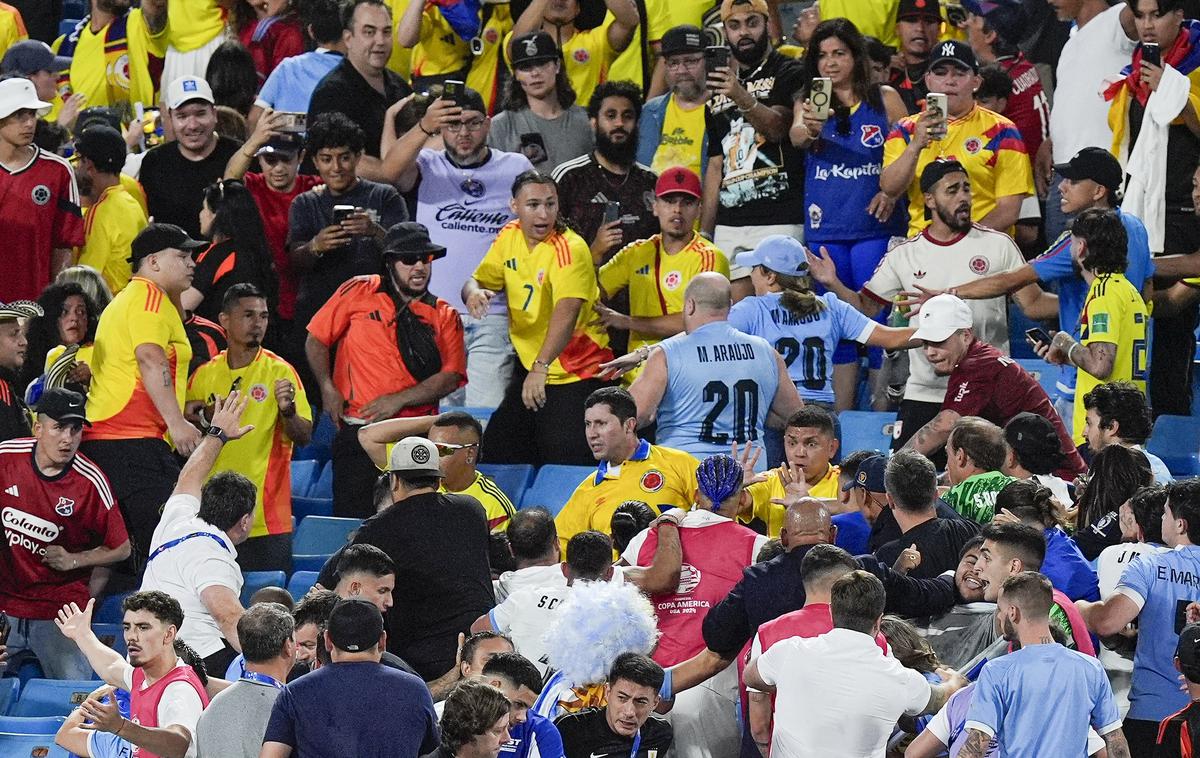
[
  {"left": 291, "top": 516, "right": 360, "bottom": 572},
  {"left": 0, "top": 678, "right": 18, "bottom": 716},
  {"left": 477, "top": 464, "right": 534, "bottom": 506},
  {"left": 240, "top": 571, "right": 287, "bottom": 605},
  {"left": 294, "top": 415, "right": 335, "bottom": 463},
  {"left": 92, "top": 623, "right": 127, "bottom": 658},
  {"left": 309, "top": 461, "right": 334, "bottom": 499},
  {"left": 519, "top": 465, "right": 594, "bottom": 517},
  {"left": 0, "top": 715, "right": 65, "bottom": 735},
  {"left": 292, "top": 495, "right": 334, "bottom": 521},
  {"left": 11, "top": 680, "right": 97, "bottom": 718},
  {"left": 94, "top": 591, "right": 132, "bottom": 624},
  {"left": 291, "top": 459, "right": 319, "bottom": 498},
  {"left": 0, "top": 734, "right": 70, "bottom": 756},
  {"left": 14, "top": 662, "right": 43, "bottom": 691},
  {"left": 287, "top": 570, "right": 320, "bottom": 601},
  {"left": 1014, "top": 359, "right": 1058, "bottom": 398},
  {"left": 838, "top": 411, "right": 897, "bottom": 458},
  {"left": 1148, "top": 415, "right": 1200, "bottom": 477},
  {"left": 1007, "top": 304, "right": 1045, "bottom": 360}
]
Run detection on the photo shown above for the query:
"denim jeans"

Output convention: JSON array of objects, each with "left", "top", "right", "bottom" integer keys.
[
  {"left": 444, "top": 313, "right": 516, "bottom": 409},
  {"left": 5, "top": 615, "right": 94, "bottom": 680}
]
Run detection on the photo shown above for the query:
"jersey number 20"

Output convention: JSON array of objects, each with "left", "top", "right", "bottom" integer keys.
[{"left": 699, "top": 379, "right": 760, "bottom": 444}]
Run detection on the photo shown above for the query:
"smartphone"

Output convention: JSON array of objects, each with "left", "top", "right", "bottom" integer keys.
[
  {"left": 277, "top": 111, "right": 307, "bottom": 133},
  {"left": 926, "top": 92, "right": 948, "bottom": 139},
  {"left": 705, "top": 45, "right": 730, "bottom": 72},
  {"left": 518, "top": 132, "right": 548, "bottom": 164},
  {"left": 810, "top": 77, "right": 833, "bottom": 120},
  {"left": 1025, "top": 327, "right": 1053, "bottom": 346},
  {"left": 604, "top": 201, "right": 621, "bottom": 225},
  {"left": 333, "top": 205, "right": 357, "bottom": 225},
  {"left": 443, "top": 79, "right": 467, "bottom": 107},
  {"left": 1142, "top": 42, "right": 1161, "bottom": 68}
]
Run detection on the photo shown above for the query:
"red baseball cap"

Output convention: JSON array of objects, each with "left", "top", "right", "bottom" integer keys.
[{"left": 655, "top": 166, "right": 702, "bottom": 199}]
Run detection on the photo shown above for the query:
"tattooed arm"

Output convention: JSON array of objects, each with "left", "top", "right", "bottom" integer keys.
[
  {"left": 1101, "top": 728, "right": 1131, "bottom": 758},
  {"left": 956, "top": 729, "right": 991, "bottom": 758},
  {"left": 902, "top": 409, "right": 960, "bottom": 458}
]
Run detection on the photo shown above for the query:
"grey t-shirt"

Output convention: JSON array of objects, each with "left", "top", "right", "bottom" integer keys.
[
  {"left": 196, "top": 679, "right": 281, "bottom": 758},
  {"left": 488, "top": 106, "right": 594, "bottom": 171}
]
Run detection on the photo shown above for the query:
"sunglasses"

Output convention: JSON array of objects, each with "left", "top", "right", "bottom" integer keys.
[
  {"left": 435, "top": 442, "right": 478, "bottom": 456},
  {"left": 392, "top": 253, "right": 437, "bottom": 266}
]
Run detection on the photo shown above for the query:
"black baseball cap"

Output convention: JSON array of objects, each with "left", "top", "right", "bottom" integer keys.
[
  {"left": 1003, "top": 412, "right": 1065, "bottom": 472},
  {"left": 842, "top": 454, "right": 887, "bottom": 493},
  {"left": 74, "top": 125, "right": 127, "bottom": 173},
  {"left": 1177, "top": 623, "right": 1200, "bottom": 681},
  {"left": 962, "top": 0, "right": 1026, "bottom": 46},
  {"left": 661, "top": 25, "right": 705, "bottom": 57},
  {"left": 255, "top": 132, "right": 305, "bottom": 157},
  {"left": 1054, "top": 147, "right": 1124, "bottom": 196},
  {"left": 927, "top": 39, "right": 978, "bottom": 73},
  {"left": 511, "top": 31, "right": 560, "bottom": 68},
  {"left": 920, "top": 158, "right": 968, "bottom": 192},
  {"left": 327, "top": 598, "right": 385, "bottom": 652},
  {"left": 35, "top": 387, "right": 90, "bottom": 426},
  {"left": 128, "top": 223, "right": 207, "bottom": 266},
  {"left": 0, "top": 40, "right": 71, "bottom": 76},
  {"left": 382, "top": 222, "right": 447, "bottom": 259},
  {"left": 897, "top": 0, "right": 942, "bottom": 21}
]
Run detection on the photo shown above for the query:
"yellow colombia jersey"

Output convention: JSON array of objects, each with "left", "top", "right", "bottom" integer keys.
[
  {"left": 598, "top": 233, "right": 728, "bottom": 382},
  {"left": 166, "top": 0, "right": 225, "bottom": 52},
  {"left": 608, "top": 0, "right": 669, "bottom": 91},
  {"left": 740, "top": 464, "right": 841, "bottom": 537},
  {"left": 78, "top": 182, "right": 147, "bottom": 295},
  {"left": 412, "top": 4, "right": 471, "bottom": 78},
  {"left": 53, "top": 9, "right": 167, "bottom": 113},
  {"left": 504, "top": 19, "right": 615, "bottom": 109},
  {"left": 388, "top": 0, "right": 414, "bottom": 79},
  {"left": 85, "top": 277, "right": 191, "bottom": 441},
  {"left": 819, "top": 0, "right": 898, "bottom": 47},
  {"left": 0, "top": 3, "right": 26, "bottom": 60},
  {"left": 441, "top": 471, "right": 516, "bottom": 531},
  {"left": 188, "top": 349, "right": 313, "bottom": 537},
  {"left": 651, "top": 96, "right": 706, "bottom": 177},
  {"left": 465, "top": 1, "right": 513, "bottom": 114},
  {"left": 120, "top": 172, "right": 149, "bottom": 217},
  {"left": 554, "top": 439, "right": 699, "bottom": 552},
  {"left": 1074, "top": 273, "right": 1148, "bottom": 444},
  {"left": 473, "top": 221, "right": 612, "bottom": 384},
  {"left": 883, "top": 104, "right": 1034, "bottom": 236}
]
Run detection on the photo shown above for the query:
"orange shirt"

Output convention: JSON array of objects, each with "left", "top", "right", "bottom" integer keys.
[{"left": 306, "top": 275, "right": 466, "bottom": 420}]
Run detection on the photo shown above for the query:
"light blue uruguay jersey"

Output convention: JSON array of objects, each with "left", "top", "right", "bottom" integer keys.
[
  {"left": 729, "top": 291, "right": 876, "bottom": 404},
  {"left": 656, "top": 321, "right": 780, "bottom": 461}
]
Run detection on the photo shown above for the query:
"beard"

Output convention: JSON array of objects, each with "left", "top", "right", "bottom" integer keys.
[
  {"left": 1000, "top": 614, "right": 1018, "bottom": 643},
  {"left": 730, "top": 31, "right": 769, "bottom": 66},
  {"left": 934, "top": 200, "right": 972, "bottom": 233},
  {"left": 596, "top": 126, "right": 638, "bottom": 166},
  {"left": 672, "top": 77, "right": 705, "bottom": 102}
]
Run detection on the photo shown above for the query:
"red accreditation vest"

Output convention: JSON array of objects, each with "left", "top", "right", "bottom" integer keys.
[{"left": 129, "top": 663, "right": 210, "bottom": 758}]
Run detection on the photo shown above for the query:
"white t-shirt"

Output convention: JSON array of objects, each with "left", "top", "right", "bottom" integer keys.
[
  {"left": 1031, "top": 474, "right": 1073, "bottom": 507},
  {"left": 1050, "top": 2, "right": 1137, "bottom": 162},
  {"left": 755, "top": 628, "right": 931, "bottom": 758},
  {"left": 117, "top": 658, "right": 205, "bottom": 758},
  {"left": 863, "top": 225, "right": 1025, "bottom": 403},
  {"left": 495, "top": 564, "right": 569, "bottom": 603},
  {"left": 139, "top": 494, "right": 243, "bottom": 657},
  {"left": 1096, "top": 542, "right": 1170, "bottom": 598}
]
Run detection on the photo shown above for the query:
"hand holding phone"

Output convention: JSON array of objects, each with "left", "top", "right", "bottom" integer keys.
[
  {"left": 810, "top": 77, "right": 832, "bottom": 120},
  {"left": 1025, "top": 327, "right": 1052, "bottom": 347},
  {"left": 603, "top": 201, "right": 621, "bottom": 225},
  {"left": 1142, "top": 42, "right": 1161, "bottom": 68}
]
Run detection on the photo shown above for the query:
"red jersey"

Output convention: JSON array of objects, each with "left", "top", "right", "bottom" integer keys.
[
  {"left": 0, "top": 147, "right": 84, "bottom": 301},
  {"left": 239, "top": 14, "right": 305, "bottom": 85},
  {"left": 307, "top": 275, "right": 466, "bottom": 420},
  {"left": 998, "top": 54, "right": 1049, "bottom": 161},
  {"left": 633, "top": 511, "right": 761, "bottom": 666},
  {"left": 943, "top": 339, "right": 1086, "bottom": 479},
  {"left": 0, "top": 439, "right": 127, "bottom": 619},
  {"left": 243, "top": 171, "right": 321, "bottom": 320},
  {"left": 130, "top": 662, "right": 210, "bottom": 758}
]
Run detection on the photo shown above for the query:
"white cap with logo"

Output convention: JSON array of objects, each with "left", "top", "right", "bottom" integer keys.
[
  {"left": 387, "top": 436, "right": 445, "bottom": 478},
  {"left": 165, "top": 75, "right": 215, "bottom": 110},
  {"left": 912, "top": 293, "right": 974, "bottom": 342},
  {"left": 0, "top": 78, "right": 51, "bottom": 119}
]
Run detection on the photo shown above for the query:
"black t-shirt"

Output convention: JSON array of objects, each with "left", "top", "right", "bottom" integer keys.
[
  {"left": 185, "top": 313, "right": 227, "bottom": 376},
  {"left": 553, "top": 155, "right": 659, "bottom": 257},
  {"left": 351, "top": 491, "right": 495, "bottom": 681},
  {"left": 191, "top": 239, "right": 278, "bottom": 323},
  {"left": 868, "top": 499, "right": 964, "bottom": 552},
  {"left": 308, "top": 59, "right": 412, "bottom": 158},
  {"left": 875, "top": 513, "right": 982, "bottom": 580},
  {"left": 889, "top": 61, "right": 928, "bottom": 115},
  {"left": 555, "top": 707, "right": 673, "bottom": 758},
  {"left": 1074, "top": 509, "right": 1120, "bottom": 562},
  {"left": 139, "top": 137, "right": 242, "bottom": 237},
  {"left": 705, "top": 49, "right": 806, "bottom": 227},
  {"left": 0, "top": 374, "right": 30, "bottom": 443}
]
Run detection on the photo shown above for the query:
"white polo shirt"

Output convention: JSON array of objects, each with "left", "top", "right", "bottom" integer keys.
[
  {"left": 139, "top": 494, "right": 242, "bottom": 657},
  {"left": 755, "top": 627, "right": 931, "bottom": 758},
  {"left": 863, "top": 225, "right": 1025, "bottom": 403}
]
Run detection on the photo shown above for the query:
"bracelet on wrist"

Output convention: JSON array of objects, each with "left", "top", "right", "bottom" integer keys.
[
  {"left": 115, "top": 718, "right": 127, "bottom": 737},
  {"left": 418, "top": 122, "right": 436, "bottom": 137},
  {"left": 737, "top": 99, "right": 757, "bottom": 114},
  {"left": 532, "top": 359, "right": 552, "bottom": 371}
]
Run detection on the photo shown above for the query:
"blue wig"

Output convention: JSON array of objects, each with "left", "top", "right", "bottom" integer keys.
[{"left": 697, "top": 454, "right": 744, "bottom": 512}]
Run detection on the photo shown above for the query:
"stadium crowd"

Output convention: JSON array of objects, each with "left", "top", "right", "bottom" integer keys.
[{"left": 4, "top": 0, "right": 1200, "bottom": 754}]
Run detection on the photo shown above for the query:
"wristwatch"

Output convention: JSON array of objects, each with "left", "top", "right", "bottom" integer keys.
[{"left": 206, "top": 426, "right": 229, "bottom": 444}]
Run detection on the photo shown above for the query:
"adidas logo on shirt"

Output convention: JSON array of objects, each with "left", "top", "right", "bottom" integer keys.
[
  {"left": 636, "top": 265, "right": 651, "bottom": 276},
  {"left": 505, "top": 258, "right": 518, "bottom": 270},
  {"left": 4, "top": 485, "right": 17, "bottom": 497}
]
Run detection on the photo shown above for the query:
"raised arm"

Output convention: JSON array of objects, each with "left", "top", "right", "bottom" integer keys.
[
  {"left": 395, "top": 0, "right": 426, "bottom": 48},
  {"left": 381, "top": 97, "right": 461, "bottom": 190},
  {"left": 226, "top": 109, "right": 285, "bottom": 180},
  {"left": 902, "top": 408, "right": 961, "bottom": 458},
  {"left": 508, "top": 0, "right": 550, "bottom": 58},
  {"left": 604, "top": 0, "right": 639, "bottom": 52},
  {"left": 173, "top": 391, "right": 255, "bottom": 499},
  {"left": 805, "top": 246, "right": 884, "bottom": 318},
  {"left": 1075, "top": 592, "right": 1140, "bottom": 637},
  {"left": 622, "top": 513, "right": 684, "bottom": 595},
  {"left": 358, "top": 415, "right": 440, "bottom": 468},
  {"left": 628, "top": 348, "right": 669, "bottom": 427},
  {"left": 880, "top": 109, "right": 935, "bottom": 197},
  {"left": 54, "top": 599, "right": 130, "bottom": 687}
]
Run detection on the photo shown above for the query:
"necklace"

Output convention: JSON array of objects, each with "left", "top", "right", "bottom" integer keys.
[{"left": 446, "top": 150, "right": 490, "bottom": 197}]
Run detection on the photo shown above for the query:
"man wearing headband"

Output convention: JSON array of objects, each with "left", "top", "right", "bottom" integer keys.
[
  {"left": 808, "top": 160, "right": 1035, "bottom": 468},
  {"left": 619, "top": 454, "right": 767, "bottom": 758}
]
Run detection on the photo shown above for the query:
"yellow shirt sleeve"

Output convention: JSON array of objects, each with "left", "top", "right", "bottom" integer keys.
[
  {"left": 549, "top": 234, "right": 599, "bottom": 303},
  {"left": 597, "top": 243, "right": 634, "bottom": 298},
  {"left": 128, "top": 298, "right": 173, "bottom": 350},
  {"left": 711, "top": 249, "right": 731, "bottom": 277},
  {"left": 667, "top": 450, "right": 699, "bottom": 510},
  {"left": 1082, "top": 288, "right": 1121, "bottom": 347},
  {"left": 473, "top": 236, "right": 507, "bottom": 292},
  {"left": 882, "top": 119, "right": 912, "bottom": 169},
  {"left": 186, "top": 361, "right": 217, "bottom": 403},
  {"left": 554, "top": 477, "right": 596, "bottom": 552},
  {"left": 992, "top": 139, "right": 1035, "bottom": 199}
]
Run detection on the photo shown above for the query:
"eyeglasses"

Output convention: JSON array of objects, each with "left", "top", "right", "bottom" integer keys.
[
  {"left": 665, "top": 55, "right": 705, "bottom": 69},
  {"left": 435, "top": 442, "right": 479, "bottom": 456},
  {"left": 444, "top": 119, "right": 486, "bottom": 133},
  {"left": 391, "top": 253, "right": 436, "bottom": 266}
]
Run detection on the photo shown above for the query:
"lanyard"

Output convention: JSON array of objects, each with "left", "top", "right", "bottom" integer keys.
[
  {"left": 240, "top": 671, "right": 283, "bottom": 690},
  {"left": 629, "top": 730, "right": 641, "bottom": 758},
  {"left": 147, "top": 531, "right": 231, "bottom": 562}
]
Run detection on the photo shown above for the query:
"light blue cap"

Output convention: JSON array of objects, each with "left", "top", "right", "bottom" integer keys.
[{"left": 732, "top": 235, "right": 809, "bottom": 276}]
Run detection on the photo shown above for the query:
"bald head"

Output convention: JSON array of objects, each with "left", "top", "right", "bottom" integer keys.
[
  {"left": 780, "top": 498, "right": 834, "bottom": 550},
  {"left": 685, "top": 272, "right": 732, "bottom": 314}
]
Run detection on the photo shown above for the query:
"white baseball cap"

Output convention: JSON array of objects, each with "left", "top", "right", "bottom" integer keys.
[
  {"left": 387, "top": 437, "right": 445, "bottom": 478},
  {"left": 912, "top": 293, "right": 974, "bottom": 342},
  {"left": 165, "top": 75, "right": 214, "bottom": 110},
  {"left": 0, "top": 78, "right": 51, "bottom": 120}
]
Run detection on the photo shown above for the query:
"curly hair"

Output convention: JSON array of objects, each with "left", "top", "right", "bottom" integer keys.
[
  {"left": 19, "top": 282, "right": 101, "bottom": 390},
  {"left": 440, "top": 680, "right": 511, "bottom": 752},
  {"left": 123, "top": 590, "right": 185, "bottom": 630},
  {"left": 306, "top": 112, "right": 367, "bottom": 154}
]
